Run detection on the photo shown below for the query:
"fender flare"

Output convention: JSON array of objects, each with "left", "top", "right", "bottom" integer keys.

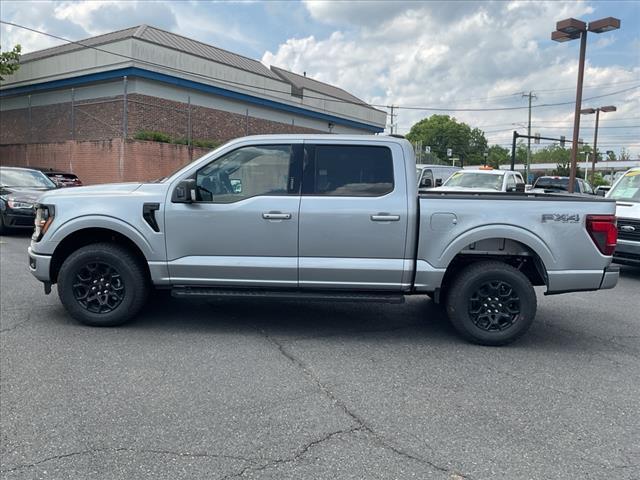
[
  {"left": 438, "top": 224, "right": 556, "bottom": 271},
  {"left": 48, "top": 215, "right": 155, "bottom": 259}
]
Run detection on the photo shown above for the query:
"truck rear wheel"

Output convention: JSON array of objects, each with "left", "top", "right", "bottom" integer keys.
[
  {"left": 57, "top": 243, "right": 149, "bottom": 327},
  {"left": 445, "top": 261, "right": 536, "bottom": 346}
]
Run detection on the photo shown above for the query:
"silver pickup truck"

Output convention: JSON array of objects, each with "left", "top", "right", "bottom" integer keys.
[{"left": 28, "top": 135, "right": 619, "bottom": 345}]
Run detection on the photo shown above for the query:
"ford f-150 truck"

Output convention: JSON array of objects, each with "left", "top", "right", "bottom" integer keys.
[{"left": 28, "top": 135, "right": 620, "bottom": 345}]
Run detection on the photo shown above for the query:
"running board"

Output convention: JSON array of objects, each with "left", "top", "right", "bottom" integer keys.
[{"left": 171, "top": 287, "right": 405, "bottom": 304}]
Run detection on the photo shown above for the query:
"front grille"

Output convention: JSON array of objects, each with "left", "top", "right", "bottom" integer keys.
[{"left": 617, "top": 218, "right": 640, "bottom": 242}]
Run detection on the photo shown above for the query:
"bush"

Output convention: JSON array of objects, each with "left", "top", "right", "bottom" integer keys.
[
  {"left": 134, "top": 130, "right": 171, "bottom": 143},
  {"left": 133, "top": 131, "right": 219, "bottom": 150}
]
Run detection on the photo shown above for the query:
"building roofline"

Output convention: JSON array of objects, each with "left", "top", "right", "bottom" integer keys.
[{"left": 0, "top": 66, "right": 384, "bottom": 132}]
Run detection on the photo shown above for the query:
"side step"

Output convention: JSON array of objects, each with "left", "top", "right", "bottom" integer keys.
[{"left": 171, "top": 287, "right": 405, "bottom": 304}]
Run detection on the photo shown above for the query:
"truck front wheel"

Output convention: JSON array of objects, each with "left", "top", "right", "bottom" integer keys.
[
  {"left": 57, "top": 243, "right": 149, "bottom": 327},
  {"left": 445, "top": 261, "right": 536, "bottom": 346}
]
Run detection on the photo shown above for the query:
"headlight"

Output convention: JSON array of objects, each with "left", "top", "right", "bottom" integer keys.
[
  {"left": 7, "top": 199, "right": 34, "bottom": 209},
  {"left": 32, "top": 205, "right": 55, "bottom": 242}
]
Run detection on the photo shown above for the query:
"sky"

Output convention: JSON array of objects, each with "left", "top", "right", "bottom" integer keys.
[{"left": 1, "top": 0, "right": 639, "bottom": 157}]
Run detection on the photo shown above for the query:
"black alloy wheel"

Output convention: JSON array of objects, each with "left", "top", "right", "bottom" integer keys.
[
  {"left": 72, "top": 261, "right": 126, "bottom": 314},
  {"left": 468, "top": 280, "right": 520, "bottom": 332}
]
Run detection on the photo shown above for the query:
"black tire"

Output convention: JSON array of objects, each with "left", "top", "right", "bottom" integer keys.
[
  {"left": 445, "top": 261, "right": 536, "bottom": 346},
  {"left": 57, "top": 243, "right": 149, "bottom": 327}
]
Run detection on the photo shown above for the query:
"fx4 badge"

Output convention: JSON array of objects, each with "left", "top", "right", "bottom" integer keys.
[{"left": 541, "top": 213, "right": 580, "bottom": 223}]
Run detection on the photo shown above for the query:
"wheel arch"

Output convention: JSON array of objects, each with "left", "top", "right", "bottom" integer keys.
[{"left": 49, "top": 226, "right": 151, "bottom": 284}]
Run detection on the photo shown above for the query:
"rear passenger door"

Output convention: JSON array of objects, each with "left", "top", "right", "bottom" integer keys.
[{"left": 298, "top": 142, "right": 409, "bottom": 291}]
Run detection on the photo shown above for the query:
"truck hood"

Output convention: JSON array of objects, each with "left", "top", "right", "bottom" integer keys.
[
  {"left": 37, "top": 182, "right": 143, "bottom": 202},
  {"left": 615, "top": 201, "right": 640, "bottom": 220}
]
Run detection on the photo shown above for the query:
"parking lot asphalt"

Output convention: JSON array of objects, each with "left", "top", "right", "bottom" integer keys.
[{"left": 1, "top": 232, "right": 639, "bottom": 480}]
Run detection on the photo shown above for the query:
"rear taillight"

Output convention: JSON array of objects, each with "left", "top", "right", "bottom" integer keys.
[{"left": 585, "top": 214, "right": 617, "bottom": 256}]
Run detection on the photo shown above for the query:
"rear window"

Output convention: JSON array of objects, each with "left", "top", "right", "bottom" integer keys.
[
  {"left": 305, "top": 145, "right": 394, "bottom": 196},
  {"left": 533, "top": 177, "right": 576, "bottom": 191}
]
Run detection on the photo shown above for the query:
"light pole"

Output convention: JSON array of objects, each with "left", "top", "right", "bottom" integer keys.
[
  {"left": 580, "top": 105, "right": 616, "bottom": 184},
  {"left": 551, "top": 16, "right": 620, "bottom": 193}
]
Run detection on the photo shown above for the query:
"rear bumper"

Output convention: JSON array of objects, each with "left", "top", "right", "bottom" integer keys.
[
  {"left": 28, "top": 247, "right": 52, "bottom": 282},
  {"left": 546, "top": 265, "right": 619, "bottom": 294}
]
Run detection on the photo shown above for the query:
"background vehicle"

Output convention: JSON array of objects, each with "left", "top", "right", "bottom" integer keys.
[
  {"left": 28, "top": 167, "right": 83, "bottom": 188},
  {"left": 416, "top": 164, "right": 461, "bottom": 188},
  {"left": 530, "top": 176, "right": 595, "bottom": 194},
  {"left": 0, "top": 167, "right": 57, "bottom": 233},
  {"left": 607, "top": 167, "right": 640, "bottom": 266},
  {"left": 432, "top": 168, "right": 525, "bottom": 192},
  {"left": 595, "top": 185, "right": 611, "bottom": 197},
  {"left": 28, "top": 135, "right": 618, "bottom": 346}
]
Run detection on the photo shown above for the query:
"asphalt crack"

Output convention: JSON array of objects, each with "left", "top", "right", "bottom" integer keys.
[
  {"left": 256, "top": 328, "right": 469, "bottom": 478},
  {"left": 1, "top": 447, "right": 261, "bottom": 473}
]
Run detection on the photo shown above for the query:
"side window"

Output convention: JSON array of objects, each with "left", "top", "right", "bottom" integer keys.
[
  {"left": 582, "top": 180, "right": 594, "bottom": 194},
  {"left": 195, "top": 145, "right": 294, "bottom": 203},
  {"left": 506, "top": 174, "right": 517, "bottom": 191},
  {"left": 516, "top": 173, "right": 524, "bottom": 183},
  {"left": 305, "top": 145, "right": 394, "bottom": 196}
]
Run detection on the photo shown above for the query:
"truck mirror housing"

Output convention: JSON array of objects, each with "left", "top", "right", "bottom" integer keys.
[
  {"left": 421, "top": 178, "right": 433, "bottom": 188},
  {"left": 172, "top": 178, "right": 196, "bottom": 203},
  {"left": 435, "top": 178, "right": 443, "bottom": 187},
  {"left": 515, "top": 183, "right": 526, "bottom": 193}
]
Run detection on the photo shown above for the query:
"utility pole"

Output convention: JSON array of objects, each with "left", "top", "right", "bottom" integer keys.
[
  {"left": 522, "top": 91, "right": 536, "bottom": 182},
  {"left": 388, "top": 105, "right": 397, "bottom": 135}
]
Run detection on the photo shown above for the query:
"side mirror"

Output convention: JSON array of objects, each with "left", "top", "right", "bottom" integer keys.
[
  {"left": 515, "top": 182, "right": 526, "bottom": 193},
  {"left": 596, "top": 189, "right": 606, "bottom": 197},
  {"left": 172, "top": 178, "right": 196, "bottom": 203},
  {"left": 435, "top": 178, "right": 443, "bottom": 187},
  {"left": 420, "top": 177, "right": 433, "bottom": 188}
]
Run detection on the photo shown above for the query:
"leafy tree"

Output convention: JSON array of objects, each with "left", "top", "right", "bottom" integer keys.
[
  {"left": 619, "top": 147, "right": 631, "bottom": 161},
  {"left": 486, "top": 145, "right": 510, "bottom": 168},
  {"left": 406, "top": 115, "right": 488, "bottom": 165},
  {"left": 0, "top": 44, "right": 21, "bottom": 80}
]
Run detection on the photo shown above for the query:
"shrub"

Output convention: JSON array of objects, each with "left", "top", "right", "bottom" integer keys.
[{"left": 134, "top": 130, "right": 171, "bottom": 143}]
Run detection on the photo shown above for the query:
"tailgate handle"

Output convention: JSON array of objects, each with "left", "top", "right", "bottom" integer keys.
[{"left": 371, "top": 214, "right": 400, "bottom": 222}]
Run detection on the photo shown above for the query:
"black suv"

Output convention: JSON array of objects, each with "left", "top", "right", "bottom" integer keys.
[{"left": 0, "top": 167, "right": 57, "bottom": 233}]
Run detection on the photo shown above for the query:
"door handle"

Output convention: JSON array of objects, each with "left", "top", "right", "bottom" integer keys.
[
  {"left": 262, "top": 212, "right": 292, "bottom": 220},
  {"left": 370, "top": 214, "right": 400, "bottom": 222}
]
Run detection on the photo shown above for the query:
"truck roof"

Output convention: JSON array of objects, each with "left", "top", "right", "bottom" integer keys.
[{"left": 224, "top": 134, "right": 410, "bottom": 144}]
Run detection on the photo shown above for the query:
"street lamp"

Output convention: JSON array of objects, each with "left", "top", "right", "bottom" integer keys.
[
  {"left": 580, "top": 105, "right": 617, "bottom": 183},
  {"left": 551, "top": 16, "right": 620, "bottom": 193}
]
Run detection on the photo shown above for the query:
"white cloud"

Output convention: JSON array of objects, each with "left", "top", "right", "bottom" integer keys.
[{"left": 264, "top": 0, "right": 639, "bottom": 156}]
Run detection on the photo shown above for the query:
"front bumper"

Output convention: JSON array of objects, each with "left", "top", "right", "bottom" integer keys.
[
  {"left": 1, "top": 210, "right": 36, "bottom": 229},
  {"left": 28, "top": 247, "right": 52, "bottom": 282},
  {"left": 613, "top": 240, "right": 640, "bottom": 267}
]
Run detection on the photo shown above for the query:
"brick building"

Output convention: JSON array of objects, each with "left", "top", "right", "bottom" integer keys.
[{"left": 0, "top": 25, "right": 386, "bottom": 183}]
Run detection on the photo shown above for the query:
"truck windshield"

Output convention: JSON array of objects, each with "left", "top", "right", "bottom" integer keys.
[
  {"left": 444, "top": 172, "right": 503, "bottom": 190},
  {"left": 608, "top": 171, "right": 640, "bottom": 202}
]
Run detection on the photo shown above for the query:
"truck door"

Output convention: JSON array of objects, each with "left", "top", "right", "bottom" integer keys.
[
  {"left": 298, "top": 142, "right": 409, "bottom": 291},
  {"left": 164, "top": 142, "right": 302, "bottom": 287}
]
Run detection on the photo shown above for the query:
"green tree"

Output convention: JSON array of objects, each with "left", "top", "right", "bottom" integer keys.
[
  {"left": 406, "top": 115, "right": 488, "bottom": 165},
  {"left": 486, "top": 145, "right": 510, "bottom": 168},
  {"left": 0, "top": 44, "right": 21, "bottom": 80},
  {"left": 619, "top": 147, "right": 631, "bottom": 161}
]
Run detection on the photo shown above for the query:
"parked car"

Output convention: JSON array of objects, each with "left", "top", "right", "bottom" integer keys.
[
  {"left": 432, "top": 168, "right": 525, "bottom": 193},
  {"left": 416, "top": 164, "right": 461, "bottom": 188},
  {"left": 0, "top": 167, "right": 57, "bottom": 233},
  {"left": 530, "top": 176, "right": 595, "bottom": 195},
  {"left": 28, "top": 135, "right": 619, "bottom": 346},
  {"left": 607, "top": 167, "right": 640, "bottom": 266},
  {"left": 31, "top": 167, "right": 83, "bottom": 188}
]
